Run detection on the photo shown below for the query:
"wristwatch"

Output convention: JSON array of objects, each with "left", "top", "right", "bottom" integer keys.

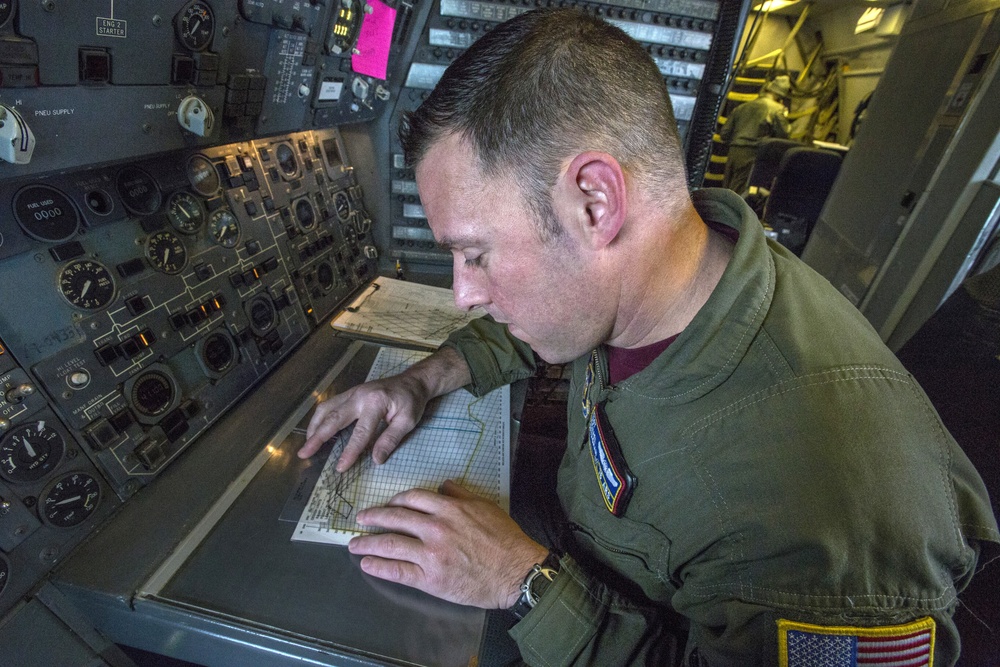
[{"left": 509, "top": 551, "right": 561, "bottom": 620}]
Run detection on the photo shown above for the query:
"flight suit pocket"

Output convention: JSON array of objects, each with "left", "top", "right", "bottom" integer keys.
[{"left": 568, "top": 503, "right": 677, "bottom": 602}]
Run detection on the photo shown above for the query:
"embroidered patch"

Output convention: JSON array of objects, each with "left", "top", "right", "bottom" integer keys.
[
  {"left": 588, "top": 401, "right": 636, "bottom": 516},
  {"left": 778, "top": 617, "right": 935, "bottom": 667}
]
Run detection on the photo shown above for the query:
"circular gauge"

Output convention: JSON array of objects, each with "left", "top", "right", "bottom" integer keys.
[
  {"left": 175, "top": 1, "right": 216, "bottom": 52},
  {"left": 13, "top": 185, "right": 81, "bottom": 242},
  {"left": 40, "top": 472, "right": 101, "bottom": 528},
  {"left": 0, "top": 421, "right": 66, "bottom": 484},
  {"left": 116, "top": 167, "right": 162, "bottom": 216},
  {"left": 0, "top": 1, "right": 13, "bottom": 28},
  {"left": 146, "top": 231, "right": 188, "bottom": 275},
  {"left": 334, "top": 191, "right": 351, "bottom": 221},
  {"left": 166, "top": 191, "right": 207, "bottom": 234},
  {"left": 294, "top": 197, "right": 316, "bottom": 231},
  {"left": 275, "top": 143, "right": 299, "bottom": 178},
  {"left": 208, "top": 208, "right": 241, "bottom": 248},
  {"left": 58, "top": 259, "right": 116, "bottom": 310},
  {"left": 130, "top": 370, "right": 175, "bottom": 417},
  {"left": 199, "top": 332, "right": 236, "bottom": 375},
  {"left": 327, "top": 0, "right": 363, "bottom": 55},
  {"left": 317, "top": 261, "right": 335, "bottom": 292},
  {"left": 246, "top": 294, "right": 277, "bottom": 335},
  {"left": 84, "top": 189, "right": 115, "bottom": 216},
  {"left": 0, "top": 554, "right": 9, "bottom": 597},
  {"left": 186, "top": 155, "right": 220, "bottom": 197}
]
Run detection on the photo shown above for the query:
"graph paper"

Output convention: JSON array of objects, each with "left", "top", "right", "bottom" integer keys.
[
  {"left": 330, "top": 277, "right": 485, "bottom": 349},
  {"left": 292, "top": 347, "right": 511, "bottom": 545}
]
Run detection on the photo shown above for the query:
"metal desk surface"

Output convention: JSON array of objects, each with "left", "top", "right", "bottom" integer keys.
[{"left": 52, "top": 328, "right": 519, "bottom": 667}]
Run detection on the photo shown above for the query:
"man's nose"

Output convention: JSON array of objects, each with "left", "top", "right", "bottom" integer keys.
[{"left": 452, "top": 262, "right": 490, "bottom": 312}]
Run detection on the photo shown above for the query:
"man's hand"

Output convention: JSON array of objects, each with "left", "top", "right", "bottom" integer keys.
[
  {"left": 348, "top": 480, "right": 549, "bottom": 609},
  {"left": 299, "top": 346, "right": 473, "bottom": 472},
  {"left": 301, "top": 373, "right": 431, "bottom": 472}
]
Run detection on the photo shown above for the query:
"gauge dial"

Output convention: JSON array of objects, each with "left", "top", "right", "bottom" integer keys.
[
  {"left": 176, "top": 1, "right": 216, "bottom": 52},
  {"left": 208, "top": 209, "right": 241, "bottom": 249},
  {"left": 0, "top": 1, "right": 13, "bottom": 28},
  {"left": 129, "top": 370, "right": 176, "bottom": 418},
  {"left": 40, "top": 472, "right": 101, "bottom": 528},
  {"left": 166, "top": 191, "right": 206, "bottom": 234},
  {"left": 146, "top": 231, "right": 188, "bottom": 275},
  {"left": 13, "top": 184, "right": 81, "bottom": 242},
  {"left": 275, "top": 143, "right": 299, "bottom": 178},
  {"left": 294, "top": 197, "right": 317, "bottom": 231},
  {"left": 0, "top": 421, "right": 65, "bottom": 484},
  {"left": 334, "top": 191, "right": 351, "bottom": 221},
  {"left": 58, "top": 260, "right": 116, "bottom": 310},
  {"left": 116, "top": 167, "right": 162, "bottom": 216},
  {"left": 186, "top": 155, "right": 220, "bottom": 197},
  {"left": 0, "top": 554, "right": 9, "bottom": 598}
]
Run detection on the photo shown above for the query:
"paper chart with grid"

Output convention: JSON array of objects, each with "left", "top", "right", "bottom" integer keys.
[
  {"left": 330, "top": 277, "right": 485, "bottom": 349},
  {"left": 292, "top": 347, "right": 511, "bottom": 545}
]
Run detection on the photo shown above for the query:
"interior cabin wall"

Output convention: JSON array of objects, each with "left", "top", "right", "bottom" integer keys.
[
  {"left": 804, "top": 5, "right": 906, "bottom": 145},
  {"left": 730, "top": 4, "right": 907, "bottom": 146},
  {"left": 735, "top": 13, "right": 807, "bottom": 69}
]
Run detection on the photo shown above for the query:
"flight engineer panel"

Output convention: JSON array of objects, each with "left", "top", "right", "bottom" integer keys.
[{"left": 0, "top": 0, "right": 738, "bottom": 658}]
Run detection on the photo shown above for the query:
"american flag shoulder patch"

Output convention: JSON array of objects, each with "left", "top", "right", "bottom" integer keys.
[{"left": 778, "top": 616, "right": 935, "bottom": 667}]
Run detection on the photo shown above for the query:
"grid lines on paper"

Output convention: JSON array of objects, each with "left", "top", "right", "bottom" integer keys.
[
  {"left": 344, "top": 303, "right": 480, "bottom": 345},
  {"left": 293, "top": 347, "right": 510, "bottom": 544}
]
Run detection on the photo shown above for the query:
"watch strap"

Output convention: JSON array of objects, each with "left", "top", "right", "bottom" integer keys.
[{"left": 508, "top": 551, "right": 560, "bottom": 620}]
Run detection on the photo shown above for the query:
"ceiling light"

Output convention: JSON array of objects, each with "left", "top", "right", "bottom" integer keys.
[{"left": 752, "top": 0, "right": 800, "bottom": 11}]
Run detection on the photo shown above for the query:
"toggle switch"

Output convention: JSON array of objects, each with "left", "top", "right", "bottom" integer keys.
[{"left": 4, "top": 383, "right": 35, "bottom": 403}]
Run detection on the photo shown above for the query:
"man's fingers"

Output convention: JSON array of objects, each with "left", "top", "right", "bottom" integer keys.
[
  {"left": 305, "top": 402, "right": 329, "bottom": 441},
  {"left": 356, "top": 555, "right": 425, "bottom": 589},
  {"left": 336, "top": 411, "right": 383, "bottom": 471},
  {"left": 439, "top": 479, "right": 475, "bottom": 499},
  {"left": 349, "top": 530, "right": 423, "bottom": 558},
  {"left": 381, "top": 487, "right": 451, "bottom": 516},
  {"left": 369, "top": 419, "right": 414, "bottom": 466},
  {"left": 299, "top": 406, "right": 352, "bottom": 459},
  {"left": 355, "top": 503, "right": 438, "bottom": 535}
]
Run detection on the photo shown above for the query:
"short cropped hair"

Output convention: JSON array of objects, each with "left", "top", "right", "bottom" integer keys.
[{"left": 399, "top": 8, "right": 687, "bottom": 241}]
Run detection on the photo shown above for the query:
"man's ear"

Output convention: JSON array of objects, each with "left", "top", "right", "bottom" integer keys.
[{"left": 555, "top": 151, "right": 627, "bottom": 250}]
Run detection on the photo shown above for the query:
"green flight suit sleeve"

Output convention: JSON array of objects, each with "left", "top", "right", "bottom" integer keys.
[
  {"left": 440, "top": 315, "right": 538, "bottom": 396},
  {"left": 510, "top": 556, "right": 682, "bottom": 666}
]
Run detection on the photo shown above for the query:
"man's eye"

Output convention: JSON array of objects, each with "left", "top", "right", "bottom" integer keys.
[{"left": 464, "top": 255, "right": 483, "bottom": 267}]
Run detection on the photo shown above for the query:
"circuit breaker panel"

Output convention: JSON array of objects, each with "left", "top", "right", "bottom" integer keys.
[{"left": 381, "top": 0, "right": 742, "bottom": 269}]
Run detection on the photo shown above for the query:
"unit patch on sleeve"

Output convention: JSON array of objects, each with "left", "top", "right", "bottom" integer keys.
[
  {"left": 588, "top": 401, "right": 636, "bottom": 516},
  {"left": 778, "top": 616, "right": 935, "bottom": 667}
]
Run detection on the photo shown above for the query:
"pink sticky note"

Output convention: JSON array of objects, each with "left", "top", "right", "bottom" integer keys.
[{"left": 352, "top": 0, "right": 396, "bottom": 81}]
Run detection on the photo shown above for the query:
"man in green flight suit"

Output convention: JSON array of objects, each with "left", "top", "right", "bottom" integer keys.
[
  {"left": 299, "top": 9, "right": 998, "bottom": 666},
  {"left": 720, "top": 75, "right": 793, "bottom": 196}
]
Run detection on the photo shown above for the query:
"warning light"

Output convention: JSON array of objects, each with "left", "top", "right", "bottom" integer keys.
[{"left": 0, "top": 342, "right": 5, "bottom": 355}]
